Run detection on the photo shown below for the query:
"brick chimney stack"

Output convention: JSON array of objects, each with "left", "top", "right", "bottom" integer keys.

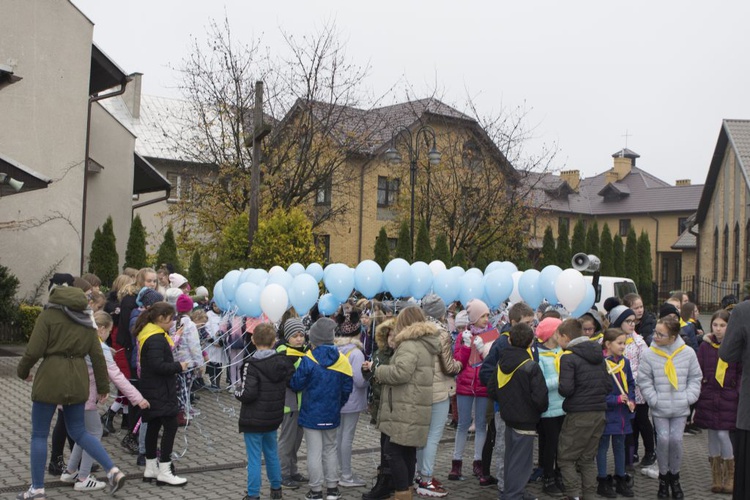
[
  {"left": 676, "top": 179, "right": 691, "bottom": 186},
  {"left": 560, "top": 170, "right": 581, "bottom": 191}
]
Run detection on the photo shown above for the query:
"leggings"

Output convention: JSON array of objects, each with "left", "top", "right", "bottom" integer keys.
[
  {"left": 386, "top": 440, "right": 416, "bottom": 491},
  {"left": 627, "top": 403, "right": 655, "bottom": 462},
  {"left": 145, "top": 415, "right": 178, "bottom": 462},
  {"left": 50, "top": 409, "right": 74, "bottom": 462},
  {"left": 481, "top": 414, "right": 496, "bottom": 477},
  {"left": 653, "top": 416, "right": 687, "bottom": 474},
  {"left": 708, "top": 429, "right": 734, "bottom": 459},
  {"left": 539, "top": 416, "right": 564, "bottom": 478}
]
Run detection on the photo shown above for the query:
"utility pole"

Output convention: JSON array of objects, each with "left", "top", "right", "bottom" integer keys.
[{"left": 248, "top": 80, "right": 270, "bottom": 253}]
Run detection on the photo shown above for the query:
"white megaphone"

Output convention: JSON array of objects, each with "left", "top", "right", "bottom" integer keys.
[
  {"left": 572, "top": 253, "right": 601, "bottom": 273},
  {"left": 0, "top": 173, "right": 23, "bottom": 192}
]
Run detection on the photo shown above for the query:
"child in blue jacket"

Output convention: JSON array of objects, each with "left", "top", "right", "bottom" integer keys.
[
  {"left": 289, "top": 318, "right": 353, "bottom": 500},
  {"left": 596, "top": 328, "right": 636, "bottom": 498}
]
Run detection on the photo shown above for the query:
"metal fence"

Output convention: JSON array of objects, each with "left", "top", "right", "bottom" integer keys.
[
  {"left": 0, "top": 323, "right": 23, "bottom": 343},
  {"left": 656, "top": 276, "right": 743, "bottom": 311}
]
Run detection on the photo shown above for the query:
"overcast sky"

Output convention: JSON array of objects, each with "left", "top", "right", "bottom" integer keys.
[{"left": 72, "top": 0, "right": 750, "bottom": 185}]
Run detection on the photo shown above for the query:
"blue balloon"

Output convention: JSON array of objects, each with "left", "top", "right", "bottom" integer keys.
[
  {"left": 288, "top": 273, "right": 319, "bottom": 314},
  {"left": 484, "top": 261, "right": 502, "bottom": 275},
  {"left": 518, "top": 269, "right": 543, "bottom": 310},
  {"left": 248, "top": 269, "right": 269, "bottom": 286},
  {"left": 267, "top": 270, "right": 294, "bottom": 290},
  {"left": 306, "top": 262, "right": 324, "bottom": 282},
  {"left": 287, "top": 263, "right": 305, "bottom": 277},
  {"left": 449, "top": 266, "right": 465, "bottom": 278},
  {"left": 235, "top": 282, "right": 262, "bottom": 317},
  {"left": 354, "top": 260, "right": 383, "bottom": 299},
  {"left": 324, "top": 264, "right": 355, "bottom": 303},
  {"left": 318, "top": 293, "right": 340, "bottom": 315},
  {"left": 323, "top": 264, "right": 336, "bottom": 282},
  {"left": 212, "top": 280, "right": 229, "bottom": 311},
  {"left": 539, "top": 265, "right": 563, "bottom": 305},
  {"left": 570, "top": 283, "right": 596, "bottom": 318},
  {"left": 459, "top": 272, "right": 484, "bottom": 306},
  {"left": 239, "top": 268, "right": 254, "bottom": 284},
  {"left": 433, "top": 269, "right": 460, "bottom": 304},
  {"left": 222, "top": 270, "right": 242, "bottom": 301},
  {"left": 409, "top": 261, "right": 433, "bottom": 300},
  {"left": 465, "top": 267, "right": 483, "bottom": 279},
  {"left": 498, "top": 261, "right": 518, "bottom": 274},
  {"left": 483, "top": 270, "right": 513, "bottom": 308},
  {"left": 383, "top": 259, "right": 412, "bottom": 298}
]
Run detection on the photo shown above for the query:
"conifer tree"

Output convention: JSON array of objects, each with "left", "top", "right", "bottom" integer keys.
[
  {"left": 571, "top": 218, "right": 587, "bottom": 256},
  {"left": 638, "top": 230, "right": 654, "bottom": 307},
  {"left": 88, "top": 217, "right": 119, "bottom": 287},
  {"left": 556, "top": 221, "right": 571, "bottom": 269},
  {"left": 600, "top": 223, "right": 614, "bottom": 275},
  {"left": 433, "top": 234, "right": 451, "bottom": 266},
  {"left": 155, "top": 225, "right": 182, "bottom": 273},
  {"left": 625, "top": 227, "right": 639, "bottom": 282},
  {"left": 586, "top": 220, "right": 600, "bottom": 258},
  {"left": 613, "top": 233, "right": 625, "bottom": 276},
  {"left": 395, "top": 220, "right": 412, "bottom": 262},
  {"left": 452, "top": 249, "right": 467, "bottom": 268},
  {"left": 374, "top": 227, "right": 391, "bottom": 269},
  {"left": 188, "top": 250, "right": 207, "bottom": 288},
  {"left": 124, "top": 214, "right": 148, "bottom": 270},
  {"left": 414, "top": 220, "right": 432, "bottom": 263},
  {"left": 541, "top": 225, "right": 557, "bottom": 268}
]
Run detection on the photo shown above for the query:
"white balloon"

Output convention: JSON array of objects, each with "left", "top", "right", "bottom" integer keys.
[
  {"left": 428, "top": 260, "right": 447, "bottom": 277},
  {"left": 554, "top": 268, "right": 587, "bottom": 313},
  {"left": 268, "top": 265, "right": 284, "bottom": 275},
  {"left": 509, "top": 270, "right": 523, "bottom": 304},
  {"left": 260, "top": 283, "right": 289, "bottom": 322}
]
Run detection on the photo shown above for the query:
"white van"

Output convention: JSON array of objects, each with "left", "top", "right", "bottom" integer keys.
[{"left": 583, "top": 276, "right": 638, "bottom": 311}]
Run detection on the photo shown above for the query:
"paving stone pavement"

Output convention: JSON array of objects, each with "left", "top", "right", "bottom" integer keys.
[{"left": 0, "top": 354, "right": 733, "bottom": 499}]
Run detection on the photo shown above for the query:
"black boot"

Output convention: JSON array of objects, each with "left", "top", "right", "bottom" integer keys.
[
  {"left": 614, "top": 474, "right": 634, "bottom": 497},
  {"left": 47, "top": 455, "right": 65, "bottom": 476},
  {"left": 669, "top": 471, "right": 684, "bottom": 499},
  {"left": 657, "top": 473, "right": 670, "bottom": 499},
  {"left": 596, "top": 476, "right": 616, "bottom": 498},
  {"left": 362, "top": 467, "right": 393, "bottom": 500},
  {"left": 101, "top": 409, "right": 116, "bottom": 435}
]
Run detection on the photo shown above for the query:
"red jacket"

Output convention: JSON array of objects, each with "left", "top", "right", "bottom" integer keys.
[{"left": 454, "top": 330, "right": 488, "bottom": 398}]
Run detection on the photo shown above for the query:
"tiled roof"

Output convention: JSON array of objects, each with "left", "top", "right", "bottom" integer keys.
[
  {"left": 724, "top": 119, "right": 750, "bottom": 184},
  {"left": 672, "top": 225, "right": 698, "bottom": 249},
  {"left": 100, "top": 95, "right": 201, "bottom": 162},
  {"left": 529, "top": 165, "right": 703, "bottom": 216}
]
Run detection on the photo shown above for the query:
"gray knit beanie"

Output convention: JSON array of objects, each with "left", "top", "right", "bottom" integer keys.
[
  {"left": 421, "top": 294, "right": 446, "bottom": 320},
  {"left": 283, "top": 318, "right": 306, "bottom": 342},
  {"left": 308, "top": 318, "right": 336, "bottom": 346}
]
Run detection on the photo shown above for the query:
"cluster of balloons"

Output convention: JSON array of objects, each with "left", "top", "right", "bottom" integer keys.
[{"left": 212, "top": 259, "right": 596, "bottom": 323}]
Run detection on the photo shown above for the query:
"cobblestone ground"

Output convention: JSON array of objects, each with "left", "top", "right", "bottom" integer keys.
[{"left": 0, "top": 353, "right": 731, "bottom": 500}]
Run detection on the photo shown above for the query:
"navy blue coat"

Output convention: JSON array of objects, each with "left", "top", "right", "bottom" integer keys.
[
  {"left": 603, "top": 355, "right": 635, "bottom": 435},
  {"left": 289, "top": 345, "right": 353, "bottom": 430}
]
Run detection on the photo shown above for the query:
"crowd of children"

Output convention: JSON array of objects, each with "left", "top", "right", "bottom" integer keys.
[{"left": 17, "top": 269, "right": 747, "bottom": 500}]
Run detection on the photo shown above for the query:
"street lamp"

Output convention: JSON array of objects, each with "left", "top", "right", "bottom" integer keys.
[{"left": 384, "top": 125, "right": 441, "bottom": 248}]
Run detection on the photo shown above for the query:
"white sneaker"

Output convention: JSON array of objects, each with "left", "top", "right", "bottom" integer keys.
[
  {"left": 640, "top": 463, "right": 659, "bottom": 479},
  {"left": 339, "top": 474, "right": 367, "bottom": 487},
  {"left": 74, "top": 475, "right": 106, "bottom": 491},
  {"left": 60, "top": 470, "right": 78, "bottom": 483}
]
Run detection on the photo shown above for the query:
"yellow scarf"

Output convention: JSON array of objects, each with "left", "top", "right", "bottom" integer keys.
[
  {"left": 540, "top": 349, "right": 570, "bottom": 373},
  {"left": 590, "top": 333, "right": 603, "bottom": 342},
  {"left": 625, "top": 336, "right": 634, "bottom": 345},
  {"left": 650, "top": 344, "right": 687, "bottom": 390},
  {"left": 606, "top": 358, "right": 629, "bottom": 393},
  {"left": 708, "top": 341, "right": 729, "bottom": 387},
  {"left": 305, "top": 350, "right": 353, "bottom": 377},
  {"left": 137, "top": 323, "right": 175, "bottom": 359},
  {"left": 497, "top": 358, "right": 531, "bottom": 388},
  {"left": 679, "top": 318, "right": 688, "bottom": 328}
]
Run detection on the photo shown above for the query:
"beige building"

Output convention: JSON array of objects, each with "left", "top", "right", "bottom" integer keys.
[
  {"left": 0, "top": 0, "right": 169, "bottom": 298},
  {"left": 529, "top": 149, "right": 703, "bottom": 301},
  {"left": 694, "top": 119, "right": 750, "bottom": 307}
]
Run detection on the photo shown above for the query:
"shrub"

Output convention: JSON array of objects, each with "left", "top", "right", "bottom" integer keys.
[{"left": 18, "top": 303, "right": 43, "bottom": 340}]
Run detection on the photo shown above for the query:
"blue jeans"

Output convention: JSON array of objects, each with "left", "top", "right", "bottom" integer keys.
[
  {"left": 244, "top": 430, "right": 281, "bottom": 496},
  {"left": 453, "top": 395, "right": 488, "bottom": 461},
  {"left": 596, "top": 433, "right": 626, "bottom": 477},
  {"left": 417, "top": 398, "right": 450, "bottom": 479},
  {"left": 30, "top": 402, "right": 114, "bottom": 488}
]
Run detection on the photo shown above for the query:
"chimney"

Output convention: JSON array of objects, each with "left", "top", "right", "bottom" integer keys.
[
  {"left": 605, "top": 171, "right": 619, "bottom": 185},
  {"left": 612, "top": 156, "right": 631, "bottom": 180},
  {"left": 559, "top": 170, "right": 580, "bottom": 191},
  {"left": 122, "top": 72, "right": 143, "bottom": 119},
  {"left": 676, "top": 179, "right": 691, "bottom": 186}
]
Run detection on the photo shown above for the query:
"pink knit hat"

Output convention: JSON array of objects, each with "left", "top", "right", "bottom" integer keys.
[
  {"left": 175, "top": 294, "right": 194, "bottom": 313},
  {"left": 536, "top": 317, "right": 562, "bottom": 343},
  {"left": 466, "top": 299, "right": 490, "bottom": 325}
]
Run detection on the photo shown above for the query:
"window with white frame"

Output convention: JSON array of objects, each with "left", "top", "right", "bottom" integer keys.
[{"left": 167, "top": 172, "right": 192, "bottom": 203}]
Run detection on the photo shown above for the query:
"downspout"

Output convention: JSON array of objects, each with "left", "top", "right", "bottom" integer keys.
[
  {"left": 80, "top": 79, "right": 131, "bottom": 274},
  {"left": 357, "top": 155, "right": 376, "bottom": 262},
  {"left": 647, "top": 213, "right": 659, "bottom": 303}
]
